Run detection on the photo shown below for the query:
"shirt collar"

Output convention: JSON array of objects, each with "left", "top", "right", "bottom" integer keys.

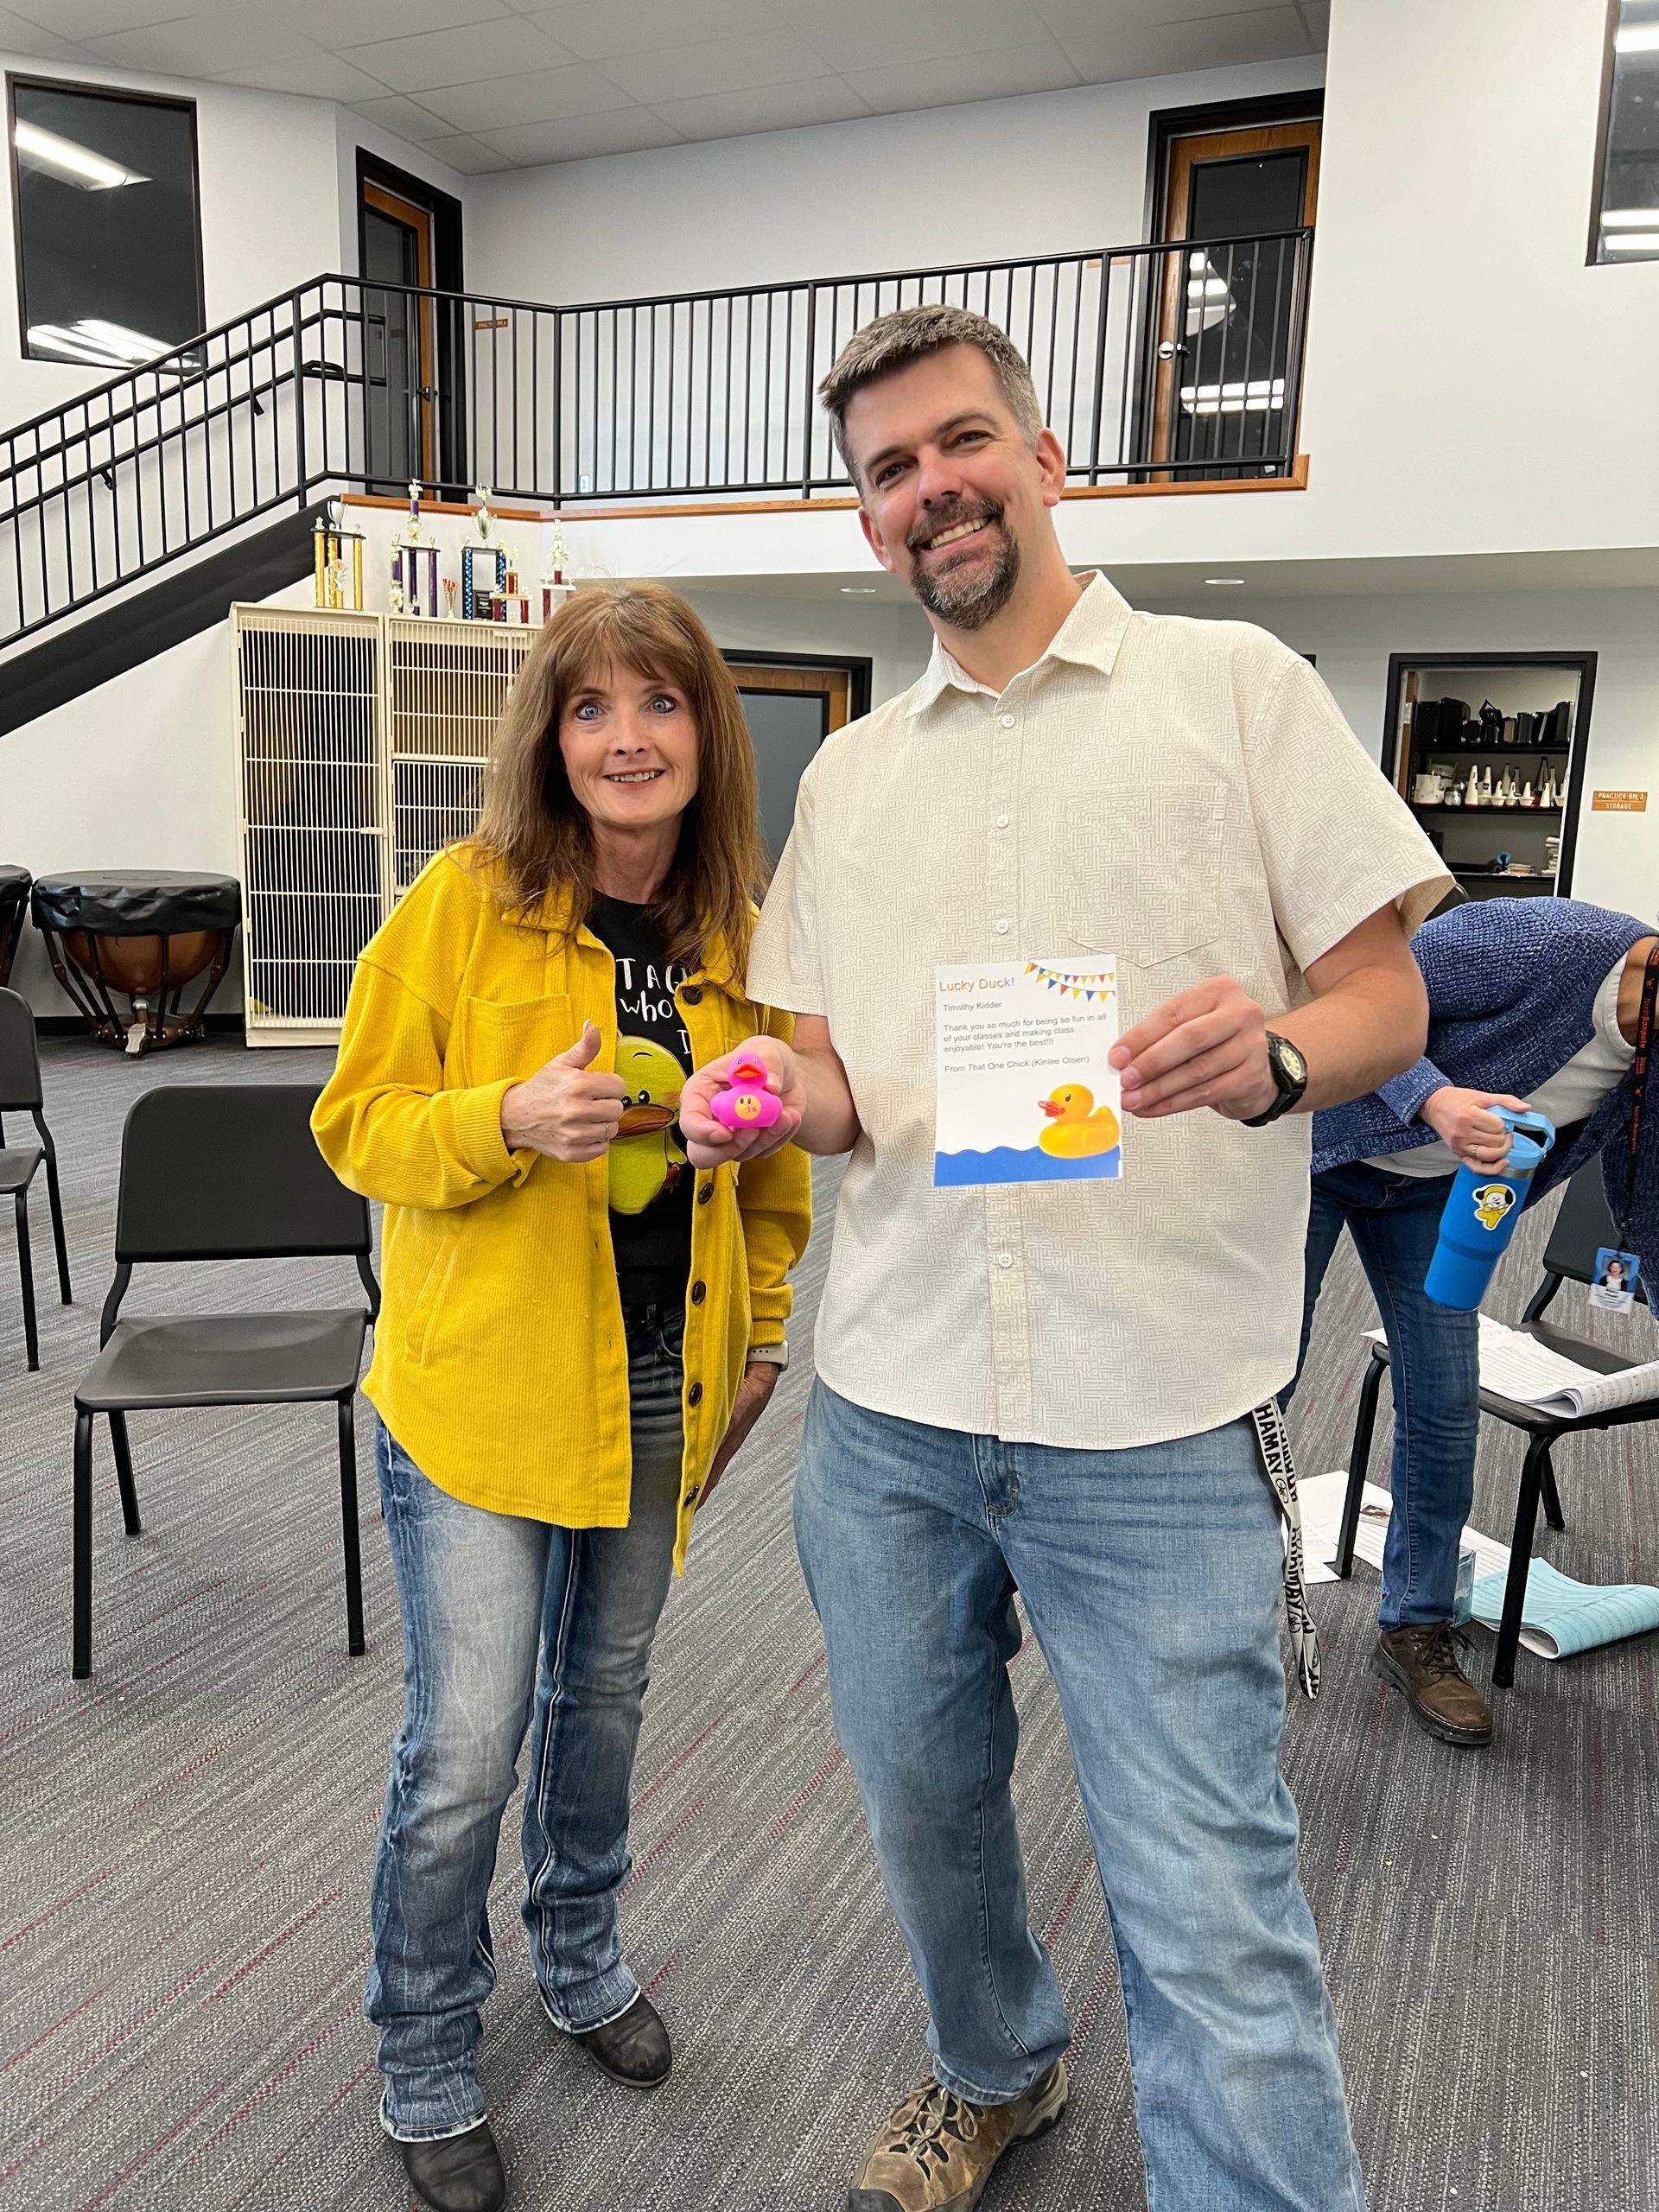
[{"left": 905, "top": 570, "right": 1134, "bottom": 717}]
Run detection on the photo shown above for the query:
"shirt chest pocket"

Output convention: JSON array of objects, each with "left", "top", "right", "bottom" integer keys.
[
  {"left": 1058, "top": 779, "right": 1227, "bottom": 969},
  {"left": 448, "top": 993, "right": 576, "bottom": 1089}
]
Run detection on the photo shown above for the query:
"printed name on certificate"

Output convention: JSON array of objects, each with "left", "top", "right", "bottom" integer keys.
[{"left": 934, "top": 959, "right": 1122, "bottom": 1188}]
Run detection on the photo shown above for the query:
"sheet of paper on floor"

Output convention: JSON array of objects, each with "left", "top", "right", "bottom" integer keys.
[{"left": 1296, "top": 1470, "right": 1511, "bottom": 1581}]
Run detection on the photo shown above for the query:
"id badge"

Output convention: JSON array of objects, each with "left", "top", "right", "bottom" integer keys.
[{"left": 1589, "top": 1246, "right": 1642, "bottom": 1313}]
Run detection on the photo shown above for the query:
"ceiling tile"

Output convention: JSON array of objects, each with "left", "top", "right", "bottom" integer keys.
[
  {"left": 0, "top": 4, "right": 92, "bottom": 60},
  {"left": 782, "top": 0, "right": 1050, "bottom": 73},
  {"left": 846, "top": 38, "right": 1082, "bottom": 115},
  {"left": 648, "top": 76, "right": 874, "bottom": 139},
  {"left": 5, "top": 0, "right": 197, "bottom": 36},
  {"left": 1058, "top": 7, "right": 1312, "bottom": 80},
  {"left": 1031, "top": 0, "right": 1303, "bottom": 32},
  {"left": 531, "top": 0, "right": 783, "bottom": 63},
  {"left": 341, "top": 16, "right": 576, "bottom": 94},
  {"left": 416, "top": 64, "right": 636, "bottom": 132},
  {"left": 209, "top": 53, "right": 392, "bottom": 99},
  {"left": 1298, "top": 0, "right": 1330, "bottom": 43},
  {"left": 279, "top": 0, "right": 513, "bottom": 43},
  {"left": 349, "top": 92, "right": 460, "bottom": 143},
  {"left": 416, "top": 133, "right": 517, "bottom": 173},
  {"left": 86, "top": 11, "right": 325, "bottom": 76},
  {"left": 599, "top": 27, "right": 833, "bottom": 105},
  {"left": 476, "top": 109, "right": 687, "bottom": 163}
]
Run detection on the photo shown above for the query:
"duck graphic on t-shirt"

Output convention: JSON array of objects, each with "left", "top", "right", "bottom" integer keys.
[{"left": 610, "top": 1034, "right": 689, "bottom": 1215}]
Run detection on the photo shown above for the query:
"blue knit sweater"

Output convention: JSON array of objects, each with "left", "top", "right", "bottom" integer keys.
[{"left": 1313, "top": 899, "right": 1657, "bottom": 1250}]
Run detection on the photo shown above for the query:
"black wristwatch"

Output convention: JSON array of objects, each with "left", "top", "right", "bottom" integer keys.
[{"left": 1242, "top": 1032, "right": 1308, "bottom": 1127}]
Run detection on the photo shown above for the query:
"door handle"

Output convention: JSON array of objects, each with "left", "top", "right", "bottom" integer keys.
[{"left": 1156, "top": 341, "right": 1185, "bottom": 360}]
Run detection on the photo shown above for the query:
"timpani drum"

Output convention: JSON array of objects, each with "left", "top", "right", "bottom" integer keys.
[{"left": 30, "top": 872, "right": 241, "bottom": 1055}]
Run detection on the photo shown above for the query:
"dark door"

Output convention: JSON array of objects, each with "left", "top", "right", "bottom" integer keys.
[
  {"left": 728, "top": 662, "right": 855, "bottom": 860},
  {"left": 361, "top": 182, "right": 435, "bottom": 493},
  {"left": 1151, "top": 122, "right": 1319, "bottom": 477}
]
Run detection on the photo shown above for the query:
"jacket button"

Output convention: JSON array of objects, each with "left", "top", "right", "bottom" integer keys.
[
  {"left": 686, "top": 1483, "right": 702, "bottom": 1504},
  {"left": 697, "top": 1182, "right": 713, "bottom": 1205},
  {"left": 687, "top": 1382, "right": 703, "bottom": 1407},
  {"left": 690, "top": 1281, "right": 707, "bottom": 1305},
  {"left": 681, "top": 983, "right": 702, "bottom": 1004}
]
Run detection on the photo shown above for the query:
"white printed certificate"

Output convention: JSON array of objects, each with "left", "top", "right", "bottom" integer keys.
[{"left": 933, "top": 959, "right": 1122, "bottom": 1188}]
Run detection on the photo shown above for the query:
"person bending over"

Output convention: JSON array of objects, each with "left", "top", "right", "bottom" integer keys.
[{"left": 1291, "top": 895, "right": 1658, "bottom": 1749}]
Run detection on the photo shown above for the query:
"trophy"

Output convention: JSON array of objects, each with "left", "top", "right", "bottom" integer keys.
[
  {"left": 540, "top": 517, "right": 572, "bottom": 622},
  {"left": 462, "top": 485, "right": 507, "bottom": 620},
  {"left": 313, "top": 498, "right": 364, "bottom": 610},
  {"left": 391, "top": 480, "right": 440, "bottom": 616}
]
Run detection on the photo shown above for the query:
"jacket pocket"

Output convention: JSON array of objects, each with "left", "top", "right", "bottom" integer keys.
[
  {"left": 449, "top": 992, "right": 575, "bottom": 1089},
  {"left": 1061, "top": 780, "right": 1227, "bottom": 966},
  {"left": 403, "top": 1230, "right": 460, "bottom": 1365}
]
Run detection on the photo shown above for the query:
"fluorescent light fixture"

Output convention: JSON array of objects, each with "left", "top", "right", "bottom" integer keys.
[
  {"left": 75, "top": 318, "right": 172, "bottom": 362},
  {"left": 1601, "top": 207, "right": 1659, "bottom": 226},
  {"left": 14, "top": 118, "right": 147, "bottom": 190},
  {"left": 1186, "top": 277, "right": 1230, "bottom": 300},
  {"left": 1205, "top": 577, "right": 1246, "bottom": 586},
  {"left": 27, "top": 322, "right": 135, "bottom": 366},
  {"left": 1603, "top": 232, "right": 1659, "bottom": 251},
  {"left": 839, "top": 585, "right": 877, "bottom": 594},
  {"left": 1615, "top": 21, "right": 1659, "bottom": 50}
]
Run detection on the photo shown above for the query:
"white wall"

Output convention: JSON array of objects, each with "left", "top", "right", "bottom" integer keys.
[
  {"left": 468, "top": 57, "right": 1321, "bottom": 306},
  {"left": 1133, "top": 580, "right": 1659, "bottom": 925}
]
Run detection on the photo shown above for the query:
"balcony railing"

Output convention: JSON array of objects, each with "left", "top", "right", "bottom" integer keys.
[{"left": 0, "top": 229, "right": 1311, "bottom": 657}]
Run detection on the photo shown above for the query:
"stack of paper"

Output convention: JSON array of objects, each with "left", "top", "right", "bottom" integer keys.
[
  {"left": 1470, "top": 1560, "right": 1659, "bottom": 1660},
  {"left": 1363, "top": 1319, "right": 1659, "bottom": 1420}
]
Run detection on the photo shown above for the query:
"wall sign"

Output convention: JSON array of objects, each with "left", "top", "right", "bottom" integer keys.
[{"left": 1592, "top": 790, "right": 1649, "bottom": 812}]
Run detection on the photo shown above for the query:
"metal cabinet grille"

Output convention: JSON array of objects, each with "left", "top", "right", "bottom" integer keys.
[
  {"left": 386, "top": 617, "right": 536, "bottom": 895},
  {"left": 232, "top": 607, "right": 534, "bottom": 1047}
]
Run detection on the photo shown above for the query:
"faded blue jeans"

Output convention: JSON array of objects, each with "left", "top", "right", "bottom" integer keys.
[
  {"left": 795, "top": 1380, "right": 1363, "bottom": 2212},
  {"left": 1292, "top": 1162, "right": 1477, "bottom": 1629},
  {"left": 368, "top": 1306, "right": 685, "bottom": 2141}
]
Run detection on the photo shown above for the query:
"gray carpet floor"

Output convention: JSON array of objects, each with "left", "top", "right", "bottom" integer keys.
[{"left": 2, "top": 1033, "right": 1656, "bottom": 2212}]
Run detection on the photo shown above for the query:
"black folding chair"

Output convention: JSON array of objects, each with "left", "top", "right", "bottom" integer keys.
[
  {"left": 1338, "top": 1162, "right": 1659, "bottom": 1689},
  {"left": 0, "top": 986, "right": 73, "bottom": 1370},
  {"left": 72, "top": 1084, "right": 379, "bottom": 1680}
]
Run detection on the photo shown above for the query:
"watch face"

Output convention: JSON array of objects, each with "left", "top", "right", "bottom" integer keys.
[{"left": 1277, "top": 1038, "right": 1308, "bottom": 1087}]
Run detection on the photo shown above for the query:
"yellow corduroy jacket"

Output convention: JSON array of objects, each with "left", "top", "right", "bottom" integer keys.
[{"left": 311, "top": 849, "right": 812, "bottom": 1569}]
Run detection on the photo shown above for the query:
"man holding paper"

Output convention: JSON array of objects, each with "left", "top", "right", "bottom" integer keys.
[{"left": 679, "top": 305, "right": 1447, "bottom": 2212}]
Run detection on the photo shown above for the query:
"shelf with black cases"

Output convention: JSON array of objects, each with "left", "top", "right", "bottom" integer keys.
[{"left": 1381, "top": 652, "right": 1596, "bottom": 902}]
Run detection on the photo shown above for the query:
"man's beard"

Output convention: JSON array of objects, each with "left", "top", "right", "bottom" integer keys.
[{"left": 906, "top": 503, "right": 1021, "bottom": 630}]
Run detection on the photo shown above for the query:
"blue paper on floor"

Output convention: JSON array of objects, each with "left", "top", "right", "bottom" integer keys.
[{"left": 1470, "top": 1559, "right": 1659, "bottom": 1660}]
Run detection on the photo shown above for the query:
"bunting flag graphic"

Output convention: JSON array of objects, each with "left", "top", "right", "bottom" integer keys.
[{"left": 1023, "top": 961, "right": 1117, "bottom": 1002}]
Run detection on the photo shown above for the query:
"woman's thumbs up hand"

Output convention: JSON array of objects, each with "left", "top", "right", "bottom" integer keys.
[{"left": 501, "top": 1020, "right": 629, "bottom": 1162}]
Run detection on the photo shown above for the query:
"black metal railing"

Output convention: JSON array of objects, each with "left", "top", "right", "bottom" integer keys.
[{"left": 0, "top": 229, "right": 1311, "bottom": 656}]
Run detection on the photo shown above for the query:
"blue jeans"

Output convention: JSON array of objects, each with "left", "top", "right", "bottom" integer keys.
[
  {"left": 1292, "top": 1163, "right": 1477, "bottom": 1629},
  {"left": 795, "top": 1380, "right": 1363, "bottom": 2212},
  {"left": 368, "top": 1306, "right": 686, "bottom": 2141}
]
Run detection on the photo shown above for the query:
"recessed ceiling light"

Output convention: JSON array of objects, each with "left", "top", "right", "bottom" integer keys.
[
  {"left": 14, "top": 119, "right": 147, "bottom": 190},
  {"left": 1205, "top": 576, "right": 1246, "bottom": 586},
  {"left": 1603, "top": 232, "right": 1659, "bottom": 251},
  {"left": 1616, "top": 22, "right": 1659, "bottom": 51},
  {"left": 840, "top": 585, "right": 878, "bottom": 594},
  {"left": 1602, "top": 207, "right": 1659, "bottom": 226}
]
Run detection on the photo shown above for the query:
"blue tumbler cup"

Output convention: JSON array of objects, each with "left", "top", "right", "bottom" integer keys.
[{"left": 1424, "top": 1107, "right": 1555, "bottom": 1311}]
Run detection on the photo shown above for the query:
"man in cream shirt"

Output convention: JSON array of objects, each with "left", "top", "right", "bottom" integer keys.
[{"left": 681, "top": 307, "right": 1449, "bottom": 2212}]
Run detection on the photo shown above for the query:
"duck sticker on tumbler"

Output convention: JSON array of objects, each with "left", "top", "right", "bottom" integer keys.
[{"left": 934, "top": 959, "right": 1122, "bottom": 1187}]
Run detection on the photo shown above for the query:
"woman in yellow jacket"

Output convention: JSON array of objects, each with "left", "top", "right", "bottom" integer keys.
[{"left": 312, "top": 582, "right": 811, "bottom": 2212}]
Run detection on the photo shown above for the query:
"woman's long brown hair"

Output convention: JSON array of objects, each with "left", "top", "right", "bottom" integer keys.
[{"left": 472, "top": 581, "right": 767, "bottom": 975}]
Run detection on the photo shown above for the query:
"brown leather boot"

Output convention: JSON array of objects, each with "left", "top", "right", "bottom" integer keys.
[
  {"left": 1374, "top": 1623, "right": 1493, "bottom": 1746},
  {"left": 848, "top": 2061, "right": 1068, "bottom": 2210}
]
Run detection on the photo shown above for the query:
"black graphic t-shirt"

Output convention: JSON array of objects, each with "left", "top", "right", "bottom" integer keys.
[{"left": 588, "top": 893, "right": 695, "bottom": 1311}]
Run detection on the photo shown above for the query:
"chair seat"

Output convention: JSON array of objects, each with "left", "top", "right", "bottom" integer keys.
[
  {"left": 1369, "top": 1319, "right": 1655, "bottom": 1433},
  {"left": 0, "top": 1141, "right": 42, "bottom": 1195},
  {"left": 76, "top": 1308, "right": 370, "bottom": 1412}
]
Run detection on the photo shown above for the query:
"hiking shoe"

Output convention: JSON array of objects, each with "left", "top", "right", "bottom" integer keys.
[
  {"left": 1374, "top": 1623, "right": 1493, "bottom": 1747},
  {"left": 848, "top": 2060, "right": 1068, "bottom": 2211}
]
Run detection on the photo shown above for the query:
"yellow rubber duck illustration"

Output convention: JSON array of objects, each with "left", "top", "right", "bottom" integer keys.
[
  {"left": 610, "top": 1036, "right": 688, "bottom": 1216},
  {"left": 1038, "top": 1084, "right": 1121, "bottom": 1159}
]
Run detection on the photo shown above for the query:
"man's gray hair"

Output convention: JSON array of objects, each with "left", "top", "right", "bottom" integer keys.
[{"left": 817, "top": 304, "right": 1043, "bottom": 486}]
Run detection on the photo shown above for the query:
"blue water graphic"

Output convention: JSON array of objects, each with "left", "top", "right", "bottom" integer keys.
[{"left": 933, "top": 1144, "right": 1122, "bottom": 1187}]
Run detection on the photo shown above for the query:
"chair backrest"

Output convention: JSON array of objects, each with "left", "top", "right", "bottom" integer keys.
[
  {"left": 0, "top": 987, "right": 43, "bottom": 1111},
  {"left": 1539, "top": 1160, "right": 1649, "bottom": 1303},
  {"left": 115, "top": 1084, "right": 370, "bottom": 1263}
]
